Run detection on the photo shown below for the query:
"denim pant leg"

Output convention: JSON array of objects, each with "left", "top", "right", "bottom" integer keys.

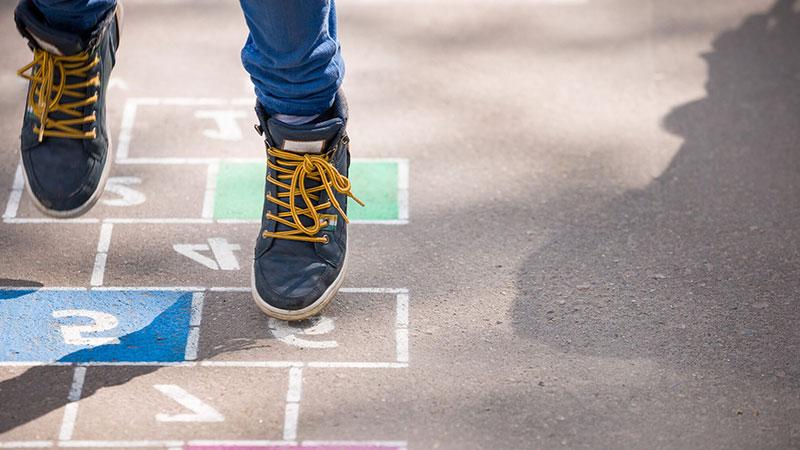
[
  {"left": 31, "top": 0, "right": 116, "bottom": 33},
  {"left": 239, "top": 0, "right": 344, "bottom": 116}
]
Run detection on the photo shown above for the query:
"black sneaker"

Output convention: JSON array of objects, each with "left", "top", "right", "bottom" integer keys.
[
  {"left": 14, "top": 0, "right": 122, "bottom": 217},
  {"left": 251, "top": 91, "right": 363, "bottom": 321}
]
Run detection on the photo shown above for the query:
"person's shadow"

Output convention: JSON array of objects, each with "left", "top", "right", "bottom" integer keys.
[
  {"left": 0, "top": 289, "right": 260, "bottom": 435},
  {"left": 512, "top": 0, "right": 800, "bottom": 442}
]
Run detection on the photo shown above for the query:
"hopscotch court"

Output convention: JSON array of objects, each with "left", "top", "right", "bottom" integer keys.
[{"left": 0, "top": 96, "right": 411, "bottom": 450}]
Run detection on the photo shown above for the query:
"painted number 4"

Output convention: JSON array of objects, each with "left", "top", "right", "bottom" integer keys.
[{"left": 173, "top": 238, "right": 241, "bottom": 270}]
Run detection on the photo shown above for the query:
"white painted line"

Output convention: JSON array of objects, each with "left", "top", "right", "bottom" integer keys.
[
  {"left": 215, "top": 219, "right": 409, "bottom": 226},
  {"left": 90, "top": 223, "right": 114, "bottom": 286},
  {"left": 115, "top": 156, "right": 406, "bottom": 166},
  {"left": 89, "top": 254, "right": 107, "bottom": 287},
  {"left": 215, "top": 219, "right": 260, "bottom": 224},
  {"left": 209, "top": 286, "right": 251, "bottom": 292},
  {"left": 0, "top": 442, "right": 53, "bottom": 448},
  {"left": 305, "top": 362, "right": 408, "bottom": 369},
  {"left": 58, "top": 366, "right": 86, "bottom": 441},
  {"left": 2, "top": 163, "right": 24, "bottom": 219},
  {"left": 340, "top": 287, "right": 409, "bottom": 294},
  {"left": 59, "top": 440, "right": 184, "bottom": 448},
  {"left": 103, "top": 218, "right": 214, "bottom": 224},
  {"left": 350, "top": 219, "right": 408, "bottom": 225},
  {"left": 397, "top": 158, "right": 410, "bottom": 221},
  {"left": 66, "top": 367, "right": 87, "bottom": 402},
  {"left": 396, "top": 292, "right": 409, "bottom": 328},
  {"left": 76, "top": 361, "right": 197, "bottom": 367},
  {"left": 283, "top": 404, "right": 300, "bottom": 441},
  {"left": 395, "top": 292, "right": 410, "bottom": 363},
  {"left": 116, "top": 157, "right": 218, "bottom": 165},
  {"left": 184, "top": 292, "right": 205, "bottom": 361},
  {"left": 189, "top": 292, "right": 205, "bottom": 327},
  {"left": 201, "top": 162, "right": 219, "bottom": 219},
  {"left": 302, "top": 441, "right": 408, "bottom": 447},
  {"left": 2, "top": 440, "right": 407, "bottom": 449},
  {"left": 115, "top": 99, "right": 138, "bottom": 161},
  {"left": 91, "top": 286, "right": 207, "bottom": 292},
  {"left": 95, "top": 223, "right": 114, "bottom": 253},
  {"left": 0, "top": 361, "right": 74, "bottom": 367},
  {"left": 0, "top": 286, "right": 87, "bottom": 291},
  {"left": 396, "top": 329, "right": 409, "bottom": 364},
  {"left": 199, "top": 360, "right": 303, "bottom": 368},
  {"left": 184, "top": 328, "right": 201, "bottom": 362},
  {"left": 0, "top": 360, "right": 407, "bottom": 368},
  {"left": 187, "top": 441, "right": 295, "bottom": 447},
  {"left": 286, "top": 367, "right": 303, "bottom": 403},
  {"left": 116, "top": 157, "right": 241, "bottom": 165},
  {"left": 3, "top": 218, "right": 100, "bottom": 224},
  {"left": 282, "top": 367, "right": 303, "bottom": 441},
  {"left": 352, "top": 157, "right": 408, "bottom": 164}
]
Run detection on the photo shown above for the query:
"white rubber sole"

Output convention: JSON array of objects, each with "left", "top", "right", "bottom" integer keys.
[
  {"left": 250, "top": 245, "right": 349, "bottom": 322},
  {"left": 22, "top": 134, "right": 114, "bottom": 219}
]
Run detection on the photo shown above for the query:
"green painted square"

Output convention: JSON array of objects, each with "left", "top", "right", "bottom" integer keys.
[{"left": 213, "top": 160, "right": 401, "bottom": 221}]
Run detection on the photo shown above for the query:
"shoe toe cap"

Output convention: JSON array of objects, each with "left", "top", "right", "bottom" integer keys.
[
  {"left": 23, "top": 144, "right": 103, "bottom": 213},
  {"left": 253, "top": 256, "right": 339, "bottom": 312}
]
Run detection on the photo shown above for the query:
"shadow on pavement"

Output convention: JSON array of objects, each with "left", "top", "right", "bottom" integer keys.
[
  {"left": 0, "top": 279, "right": 43, "bottom": 299},
  {"left": 512, "top": 0, "right": 799, "bottom": 412}
]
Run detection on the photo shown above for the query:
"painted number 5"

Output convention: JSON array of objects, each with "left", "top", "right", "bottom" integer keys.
[
  {"left": 52, "top": 309, "right": 121, "bottom": 347},
  {"left": 103, "top": 176, "right": 146, "bottom": 207}
]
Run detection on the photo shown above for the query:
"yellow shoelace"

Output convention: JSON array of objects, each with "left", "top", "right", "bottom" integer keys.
[
  {"left": 263, "top": 146, "right": 364, "bottom": 243},
  {"left": 17, "top": 48, "right": 100, "bottom": 142}
]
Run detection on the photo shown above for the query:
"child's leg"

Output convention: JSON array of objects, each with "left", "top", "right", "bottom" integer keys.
[{"left": 31, "top": 0, "right": 116, "bottom": 33}]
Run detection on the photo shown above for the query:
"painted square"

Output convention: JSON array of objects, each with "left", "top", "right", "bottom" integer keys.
[
  {"left": 0, "top": 290, "right": 194, "bottom": 363},
  {"left": 213, "top": 160, "right": 405, "bottom": 222},
  {"left": 73, "top": 367, "right": 287, "bottom": 441},
  {"left": 199, "top": 289, "right": 408, "bottom": 365}
]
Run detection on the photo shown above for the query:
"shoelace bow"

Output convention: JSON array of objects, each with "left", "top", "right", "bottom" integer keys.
[
  {"left": 17, "top": 48, "right": 100, "bottom": 142},
  {"left": 263, "top": 146, "right": 364, "bottom": 243}
]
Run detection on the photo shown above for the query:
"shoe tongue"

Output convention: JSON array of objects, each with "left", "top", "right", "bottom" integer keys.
[
  {"left": 266, "top": 117, "right": 344, "bottom": 154},
  {"left": 15, "top": 2, "right": 87, "bottom": 55}
]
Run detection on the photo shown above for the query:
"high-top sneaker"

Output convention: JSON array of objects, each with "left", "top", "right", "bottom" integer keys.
[
  {"left": 14, "top": 0, "right": 122, "bottom": 217},
  {"left": 251, "top": 91, "right": 363, "bottom": 321}
]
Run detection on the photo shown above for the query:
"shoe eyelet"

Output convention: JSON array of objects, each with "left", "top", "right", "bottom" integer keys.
[{"left": 322, "top": 235, "right": 329, "bottom": 244}]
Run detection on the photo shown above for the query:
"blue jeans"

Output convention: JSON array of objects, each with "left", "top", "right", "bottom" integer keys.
[{"left": 30, "top": 0, "right": 343, "bottom": 116}]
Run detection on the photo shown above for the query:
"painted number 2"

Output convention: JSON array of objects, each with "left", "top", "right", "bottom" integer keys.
[{"left": 52, "top": 309, "right": 120, "bottom": 347}]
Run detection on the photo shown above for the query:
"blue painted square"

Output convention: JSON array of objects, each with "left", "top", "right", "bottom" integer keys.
[{"left": 0, "top": 290, "right": 194, "bottom": 363}]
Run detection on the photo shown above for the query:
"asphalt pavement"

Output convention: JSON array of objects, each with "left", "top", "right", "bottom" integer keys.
[{"left": 0, "top": 0, "right": 798, "bottom": 449}]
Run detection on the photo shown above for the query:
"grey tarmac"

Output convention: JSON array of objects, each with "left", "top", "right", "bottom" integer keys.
[{"left": 0, "top": 0, "right": 798, "bottom": 449}]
